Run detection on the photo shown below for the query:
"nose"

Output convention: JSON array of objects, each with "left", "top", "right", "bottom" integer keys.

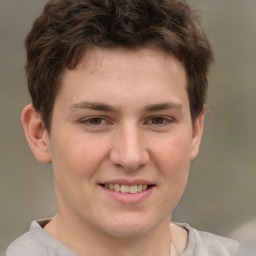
[{"left": 109, "top": 123, "right": 149, "bottom": 171}]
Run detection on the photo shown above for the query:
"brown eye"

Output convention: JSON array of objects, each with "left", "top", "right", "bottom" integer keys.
[
  {"left": 151, "top": 117, "right": 164, "bottom": 124},
  {"left": 89, "top": 118, "right": 103, "bottom": 125},
  {"left": 80, "top": 116, "right": 110, "bottom": 127}
]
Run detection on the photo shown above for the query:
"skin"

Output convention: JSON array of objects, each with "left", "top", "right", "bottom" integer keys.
[{"left": 22, "top": 47, "right": 205, "bottom": 256}]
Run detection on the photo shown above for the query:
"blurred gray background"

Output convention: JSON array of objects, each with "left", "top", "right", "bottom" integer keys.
[{"left": 0, "top": 0, "right": 255, "bottom": 253}]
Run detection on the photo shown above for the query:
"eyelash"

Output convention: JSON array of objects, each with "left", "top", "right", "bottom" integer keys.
[
  {"left": 80, "top": 117, "right": 111, "bottom": 126},
  {"left": 145, "top": 116, "right": 174, "bottom": 126},
  {"left": 79, "top": 116, "right": 174, "bottom": 127}
]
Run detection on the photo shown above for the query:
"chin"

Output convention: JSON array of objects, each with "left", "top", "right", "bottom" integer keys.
[
  {"left": 101, "top": 214, "right": 164, "bottom": 239},
  {"left": 106, "top": 225, "right": 151, "bottom": 239}
]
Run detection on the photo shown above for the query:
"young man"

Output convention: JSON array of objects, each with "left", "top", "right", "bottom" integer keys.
[{"left": 6, "top": 0, "right": 239, "bottom": 255}]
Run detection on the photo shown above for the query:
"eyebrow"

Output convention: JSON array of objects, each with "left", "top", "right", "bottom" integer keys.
[
  {"left": 144, "top": 102, "right": 183, "bottom": 112},
  {"left": 69, "top": 101, "right": 119, "bottom": 112},
  {"left": 69, "top": 101, "right": 183, "bottom": 113}
]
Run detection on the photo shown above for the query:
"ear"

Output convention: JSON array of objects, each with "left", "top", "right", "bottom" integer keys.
[
  {"left": 190, "top": 107, "right": 206, "bottom": 160},
  {"left": 21, "top": 104, "right": 52, "bottom": 163}
]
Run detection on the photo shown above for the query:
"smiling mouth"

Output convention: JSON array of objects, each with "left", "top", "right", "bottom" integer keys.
[{"left": 100, "top": 184, "right": 154, "bottom": 194}]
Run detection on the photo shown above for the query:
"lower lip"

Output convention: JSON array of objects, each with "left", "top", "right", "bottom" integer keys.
[{"left": 100, "top": 185, "right": 154, "bottom": 204}]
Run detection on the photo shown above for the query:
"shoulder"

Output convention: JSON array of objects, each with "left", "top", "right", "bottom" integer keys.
[
  {"left": 5, "top": 219, "right": 77, "bottom": 256},
  {"left": 193, "top": 228, "right": 239, "bottom": 255},
  {"left": 176, "top": 223, "right": 239, "bottom": 256},
  {"left": 5, "top": 220, "right": 52, "bottom": 256},
  {"left": 6, "top": 231, "right": 46, "bottom": 256}
]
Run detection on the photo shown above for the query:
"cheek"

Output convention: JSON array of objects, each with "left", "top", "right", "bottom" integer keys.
[
  {"left": 50, "top": 135, "right": 104, "bottom": 206},
  {"left": 154, "top": 132, "right": 192, "bottom": 168},
  {"left": 50, "top": 133, "right": 110, "bottom": 182},
  {"left": 160, "top": 146, "right": 190, "bottom": 190},
  {"left": 159, "top": 146, "right": 190, "bottom": 210},
  {"left": 153, "top": 133, "right": 191, "bottom": 198}
]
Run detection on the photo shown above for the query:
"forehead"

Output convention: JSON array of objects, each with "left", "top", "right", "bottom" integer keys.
[
  {"left": 55, "top": 47, "right": 189, "bottom": 111},
  {"left": 74, "top": 47, "right": 186, "bottom": 78}
]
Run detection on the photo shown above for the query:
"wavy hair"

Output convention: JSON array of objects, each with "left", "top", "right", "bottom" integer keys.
[{"left": 25, "top": 0, "right": 214, "bottom": 130}]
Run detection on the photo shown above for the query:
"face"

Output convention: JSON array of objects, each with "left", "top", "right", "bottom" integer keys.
[{"left": 42, "top": 47, "right": 204, "bottom": 239}]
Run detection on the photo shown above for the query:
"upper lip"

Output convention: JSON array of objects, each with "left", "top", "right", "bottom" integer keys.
[{"left": 99, "top": 179, "right": 155, "bottom": 186}]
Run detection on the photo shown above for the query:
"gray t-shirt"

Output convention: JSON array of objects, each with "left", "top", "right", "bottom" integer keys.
[{"left": 6, "top": 219, "right": 239, "bottom": 256}]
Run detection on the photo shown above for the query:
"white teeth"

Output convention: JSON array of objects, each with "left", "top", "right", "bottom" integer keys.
[
  {"left": 105, "top": 184, "right": 149, "bottom": 194},
  {"left": 130, "top": 185, "right": 137, "bottom": 194},
  {"left": 142, "top": 184, "right": 147, "bottom": 190},
  {"left": 114, "top": 184, "right": 120, "bottom": 192},
  {"left": 121, "top": 185, "right": 130, "bottom": 193}
]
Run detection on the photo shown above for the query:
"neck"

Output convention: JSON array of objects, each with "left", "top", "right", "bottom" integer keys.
[{"left": 45, "top": 214, "right": 173, "bottom": 256}]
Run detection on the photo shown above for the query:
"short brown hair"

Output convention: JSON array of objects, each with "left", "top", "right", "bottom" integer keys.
[{"left": 25, "top": 0, "right": 214, "bottom": 131}]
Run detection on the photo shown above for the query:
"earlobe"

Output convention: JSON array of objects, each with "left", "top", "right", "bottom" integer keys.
[
  {"left": 21, "top": 104, "right": 52, "bottom": 163},
  {"left": 190, "top": 107, "right": 206, "bottom": 160}
]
